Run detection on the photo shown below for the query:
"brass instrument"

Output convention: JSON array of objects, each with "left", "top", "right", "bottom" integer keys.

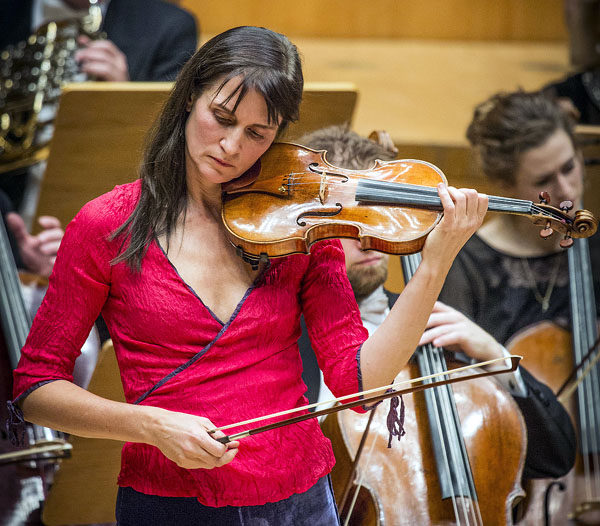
[{"left": 0, "top": 0, "right": 102, "bottom": 175}]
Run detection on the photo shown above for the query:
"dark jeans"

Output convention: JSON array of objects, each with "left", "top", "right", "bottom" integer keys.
[{"left": 115, "top": 475, "right": 341, "bottom": 526}]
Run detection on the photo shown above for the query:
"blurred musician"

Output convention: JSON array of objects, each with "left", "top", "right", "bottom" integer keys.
[{"left": 0, "top": 0, "right": 198, "bottom": 222}]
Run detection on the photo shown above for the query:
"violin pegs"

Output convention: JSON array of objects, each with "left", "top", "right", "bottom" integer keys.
[
  {"left": 560, "top": 235, "right": 574, "bottom": 249},
  {"left": 539, "top": 191, "right": 551, "bottom": 205},
  {"left": 559, "top": 200, "right": 574, "bottom": 212},
  {"left": 540, "top": 220, "right": 553, "bottom": 239}
]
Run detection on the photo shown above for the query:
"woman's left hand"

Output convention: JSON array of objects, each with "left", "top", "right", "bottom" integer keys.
[
  {"left": 6, "top": 213, "right": 63, "bottom": 278},
  {"left": 421, "top": 184, "right": 488, "bottom": 270},
  {"left": 419, "top": 301, "right": 505, "bottom": 362}
]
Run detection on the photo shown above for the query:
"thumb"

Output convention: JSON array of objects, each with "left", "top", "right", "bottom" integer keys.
[{"left": 5, "top": 213, "right": 29, "bottom": 244}]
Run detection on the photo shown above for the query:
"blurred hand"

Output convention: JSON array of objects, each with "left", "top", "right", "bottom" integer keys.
[
  {"left": 6, "top": 213, "right": 63, "bottom": 278},
  {"left": 148, "top": 408, "right": 239, "bottom": 470},
  {"left": 419, "top": 301, "right": 505, "bottom": 362},
  {"left": 76, "top": 36, "right": 130, "bottom": 81}
]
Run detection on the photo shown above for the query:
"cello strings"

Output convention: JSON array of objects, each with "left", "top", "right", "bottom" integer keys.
[
  {"left": 569, "top": 239, "right": 600, "bottom": 504},
  {"left": 432, "top": 346, "right": 482, "bottom": 526},
  {"left": 579, "top": 240, "right": 600, "bottom": 502},
  {"left": 404, "top": 253, "right": 482, "bottom": 525},
  {"left": 405, "top": 255, "right": 460, "bottom": 518}
]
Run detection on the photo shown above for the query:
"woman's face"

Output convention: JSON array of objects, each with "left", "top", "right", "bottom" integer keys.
[
  {"left": 184, "top": 76, "right": 280, "bottom": 185},
  {"left": 510, "top": 128, "right": 584, "bottom": 207}
]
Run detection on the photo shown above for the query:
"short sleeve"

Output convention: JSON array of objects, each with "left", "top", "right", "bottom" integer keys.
[
  {"left": 300, "top": 240, "right": 369, "bottom": 407},
  {"left": 12, "top": 197, "right": 117, "bottom": 401}
]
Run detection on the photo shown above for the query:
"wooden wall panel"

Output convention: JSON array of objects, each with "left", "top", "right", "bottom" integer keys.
[{"left": 181, "top": 0, "right": 567, "bottom": 41}]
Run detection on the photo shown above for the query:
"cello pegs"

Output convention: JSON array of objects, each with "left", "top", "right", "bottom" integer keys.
[
  {"left": 540, "top": 220, "right": 554, "bottom": 239},
  {"left": 560, "top": 234, "right": 574, "bottom": 249},
  {"left": 539, "top": 191, "right": 551, "bottom": 204},
  {"left": 559, "top": 200, "right": 573, "bottom": 212}
]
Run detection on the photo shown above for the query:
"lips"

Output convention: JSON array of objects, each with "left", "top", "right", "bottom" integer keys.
[
  {"left": 357, "top": 256, "right": 383, "bottom": 266},
  {"left": 210, "top": 156, "right": 234, "bottom": 168}
]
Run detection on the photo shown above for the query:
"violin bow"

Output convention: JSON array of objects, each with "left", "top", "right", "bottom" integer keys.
[
  {"left": 557, "top": 335, "right": 600, "bottom": 404},
  {"left": 209, "top": 355, "right": 521, "bottom": 444}
]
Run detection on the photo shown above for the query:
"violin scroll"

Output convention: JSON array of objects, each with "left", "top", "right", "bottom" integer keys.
[{"left": 531, "top": 192, "right": 598, "bottom": 248}]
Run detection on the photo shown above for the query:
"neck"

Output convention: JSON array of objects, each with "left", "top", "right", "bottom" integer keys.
[
  {"left": 479, "top": 215, "right": 563, "bottom": 257},
  {"left": 185, "top": 163, "right": 222, "bottom": 217}
]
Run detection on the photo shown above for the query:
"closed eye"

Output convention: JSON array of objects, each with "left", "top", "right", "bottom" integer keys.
[
  {"left": 247, "top": 128, "right": 264, "bottom": 140},
  {"left": 560, "top": 158, "right": 575, "bottom": 174}
]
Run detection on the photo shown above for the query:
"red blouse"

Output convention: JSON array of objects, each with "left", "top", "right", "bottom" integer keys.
[{"left": 12, "top": 181, "right": 369, "bottom": 507}]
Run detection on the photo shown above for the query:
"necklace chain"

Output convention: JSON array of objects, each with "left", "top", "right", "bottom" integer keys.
[{"left": 520, "top": 256, "right": 562, "bottom": 313}]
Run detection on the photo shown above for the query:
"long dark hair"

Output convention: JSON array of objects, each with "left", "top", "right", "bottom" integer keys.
[
  {"left": 111, "top": 26, "right": 304, "bottom": 270},
  {"left": 466, "top": 89, "right": 577, "bottom": 185}
]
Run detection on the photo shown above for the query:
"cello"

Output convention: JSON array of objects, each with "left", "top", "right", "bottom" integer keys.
[
  {"left": 0, "top": 217, "right": 70, "bottom": 525},
  {"left": 508, "top": 234, "right": 600, "bottom": 526},
  {"left": 321, "top": 251, "right": 527, "bottom": 526}
]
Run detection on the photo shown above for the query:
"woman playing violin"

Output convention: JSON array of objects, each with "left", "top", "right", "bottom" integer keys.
[{"left": 9, "top": 26, "right": 488, "bottom": 525}]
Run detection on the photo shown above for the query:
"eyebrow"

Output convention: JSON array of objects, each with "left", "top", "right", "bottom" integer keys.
[
  {"left": 213, "top": 102, "right": 278, "bottom": 130},
  {"left": 532, "top": 156, "right": 575, "bottom": 181}
]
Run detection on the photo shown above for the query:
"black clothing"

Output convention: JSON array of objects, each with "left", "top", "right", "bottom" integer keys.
[
  {"left": 544, "top": 68, "right": 600, "bottom": 126},
  {"left": 0, "top": 0, "right": 197, "bottom": 211},
  {"left": 438, "top": 234, "right": 600, "bottom": 345},
  {"left": 102, "top": 0, "right": 198, "bottom": 82},
  {"left": 0, "top": 0, "right": 198, "bottom": 81},
  {"left": 438, "top": 233, "right": 600, "bottom": 480}
]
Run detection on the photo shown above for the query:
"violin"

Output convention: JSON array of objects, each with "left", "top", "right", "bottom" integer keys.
[{"left": 221, "top": 143, "right": 598, "bottom": 265}]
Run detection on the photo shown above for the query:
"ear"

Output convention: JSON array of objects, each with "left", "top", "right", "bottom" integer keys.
[{"left": 186, "top": 95, "right": 194, "bottom": 112}]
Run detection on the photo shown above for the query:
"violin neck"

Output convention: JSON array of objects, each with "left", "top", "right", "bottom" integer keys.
[{"left": 355, "top": 179, "right": 533, "bottom": 216}]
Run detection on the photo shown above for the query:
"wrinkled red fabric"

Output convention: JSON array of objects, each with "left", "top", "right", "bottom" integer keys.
[{"left": 12, "top": 181, "right": 369, "bottom": 507}]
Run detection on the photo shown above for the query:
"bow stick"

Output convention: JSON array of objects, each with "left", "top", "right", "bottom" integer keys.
[
  {"left": 0, "top": 440, "right": 72, "bottom": 465},
  {"left": 557, "top": 335, "right": 600, "bottom": 404},
  {"left": 210, "top": 355, "right": 521, "bottom": 444}
]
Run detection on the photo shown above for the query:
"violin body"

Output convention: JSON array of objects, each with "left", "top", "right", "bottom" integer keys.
[
  {"left": 322, "top": 357, "right": 527, "bottom": 526},
  {"left": 222, "top": 143, "right": 444, "bottom": 260},
  {"left": 222, "top": 143, "right": 597, "bottom": 265}
]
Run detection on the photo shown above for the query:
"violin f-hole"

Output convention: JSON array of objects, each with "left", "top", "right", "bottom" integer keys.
[{"left": 296, "top": 203, "right": 343, "bottom": 226}]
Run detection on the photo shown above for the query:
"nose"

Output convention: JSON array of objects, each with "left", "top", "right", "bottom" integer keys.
[
  {"left": 555, "top": 172, "right": 579, "bottom": 203},
  {"left": 220, "top": 128, "right": 242, "bottom": 157}
]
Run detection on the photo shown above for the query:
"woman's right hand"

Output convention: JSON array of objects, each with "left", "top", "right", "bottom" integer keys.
[{"left": 145, "top": 407, "right": 239, "bottom": 470}]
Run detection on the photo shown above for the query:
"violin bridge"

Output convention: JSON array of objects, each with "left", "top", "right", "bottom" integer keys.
[{"left": 319, "top": 171, "right": 328, "bottom": 205}]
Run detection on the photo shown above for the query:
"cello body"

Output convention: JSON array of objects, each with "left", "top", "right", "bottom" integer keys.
[
  {"left": 509, "top": 320, "right": 600, "bottom": 526},
  {"left": 0, "top": 336, "right": 45, "bottom": 526},
  {"left": 322, "top": 348, "right": 527, "bottom": 525}
]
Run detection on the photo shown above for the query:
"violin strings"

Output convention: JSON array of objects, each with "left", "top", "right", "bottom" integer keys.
[{"left": 275, "top": 173, "right": 576, "bottom": 230}]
